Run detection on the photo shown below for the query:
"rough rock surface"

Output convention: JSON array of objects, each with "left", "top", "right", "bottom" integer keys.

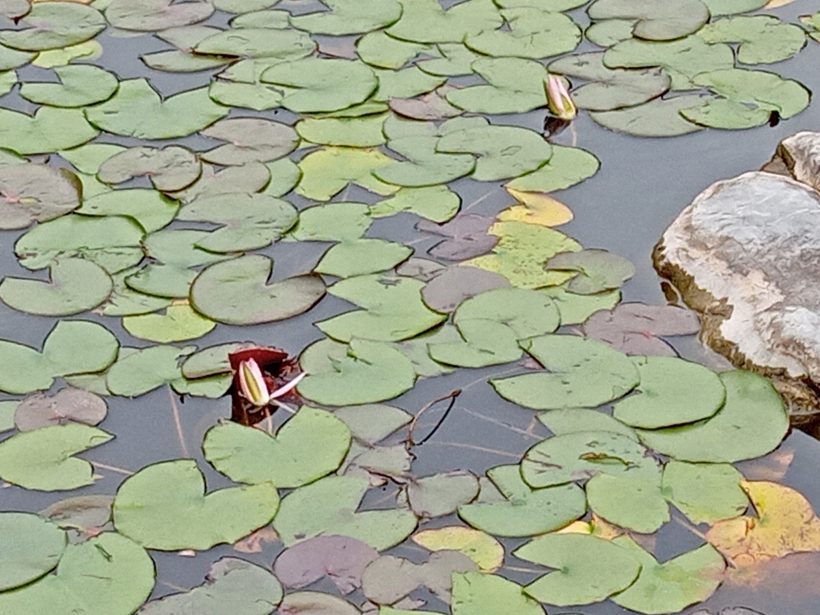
[{"left": 654, "top": 134, "right": 820, "bottom": 422}]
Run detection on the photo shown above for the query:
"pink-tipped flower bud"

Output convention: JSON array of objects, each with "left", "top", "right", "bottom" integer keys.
[
  {"left": 238, "top": 358, "right": 271, "bottom": 407},
  {"left": 546, "top": 74, "right": 577, "bottom": 121}
]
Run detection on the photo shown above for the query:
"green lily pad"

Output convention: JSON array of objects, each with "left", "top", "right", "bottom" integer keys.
[
  {"left": 0, "top": 533, "right": 155, "bottom": 615},
  {"left": 97, "top": 146, "right": 201, "bottom": 192},
  {"left": 590, "top": 94, "right": 706, "bottom": 137},
  {"left": 661, "top": 461, "right": 748, "bottom": 524},
  {"left": 437, "top": 120, "right": 551, "bottom": 181},
  {"left": 612, "top": 357, "right": 726, "bottom": 429},
  {"left": 20, "top": 65, "right": 118, "bottom": 108},
  {"left": 492, "top": 335, "right": 640, "bottom": 410},
  {"left": 370, "top": 186, "right": 461, "bottom": 222},
  {"left": 274, "top": 475, "right": 416, "bottom": 549},
  {"left": 429, "top": 319, "right": 522, "bottom": 368},
  {"left": 604, "top": 36, "right": 735, "bottom": 90},
  {"left": 408, "top": 471, "right": 480, "bottom": 518},
  {"left": 520, "top": 429, "right": 659, "bottom": 488},
  {"left": 0, "top": 512, "right": 67, "bottom": 591},
  {"left": 610, "top": 537, "right": 725, "bottom": 614},
  {"left": 105, "top": 345, "right": 195, "bottom": 398},
  {"left": 377, "top": 135, "right": 476, "bottom": 186},
  {"left": 514, "top": 533, "right": 641, "bottom": 606},
  {"left": 289, "top": 202, "right": 372, "bottom": 242},
  {"left": 357, "top": 31, "right": 432, "bottom": 69},
  {"left": 539, "top": 408, "right": 638, "bottom": 439},
  {"left": 545, "top": 249, "right": 635, "bottom": 294},
  {"left": 85, "top": 79, "right": 228, "bottom": 139},
  {"left": 549, "top": 52, "right": 670, "bottom": 111},
  {"left": 458, "top": 465, "right": 586, "bottom": 537},
  {"left": 541, "top": 285, "right": 621, "bottom": 325},
  {"left": 0, "top": 162, "right": 82, "bottom": 230},
  {"left": 588, "top": 0, "right": 710, "bottom": 41},
  {"left": 0, "top": 258, "right": 112, "bottom": 316},
  {"left": 190, "top": 255, "right": 325, "bottom": 325},
  {"left": 296, "top": 114, "right": 388, "bottom": 148},
  {"left": 418, "top": 43, "right": 481, "bottom": 76},
  {"left": 194, "top": 27, "right": 314, "bottom": 60},
  {"left": 105, "top": 0, "right": 214, "bottom": 31},
  {"left": 122, "top": 303, "right": 216, "bottom": 343},
  {"left": 446, "top": 57, "right": 547, "bottom": 114},
  {"left": 455, "top": 287, "right": 561, "bottom": 337},
  {"left": 176, "top": 193, "right": 298, "bottom": 253},
  {"left": 140, "top": 557, "right": 283, "bottom": 615},
  {"left": 387, "top": 0, "right": 503, "bottom": 44},
  {"left": 0, "top": 401, "right": 14, "bottom": 432},
  {"left": 261, "top": 58, "right": 377, "bottom": 113},
  {"left": 60, "top": 142, "right": 125, "bottom": 175},
  {"left": 204, "top": 407, "right": 351, "bottom": 489},
  {"left": 585, "top": 18, "right": 635, "bottom": 47},
  {"left": 299, "top": 338, "right": 417, "bottom": 406},
  {"left": 451, "top": 572, "right": 544, "bottom": 615},
  {"left": 636, "top": 371, "right": 789, "bottom": 463},
  {"left": 586, "top": 474, "right": 670, "bottom": 533},
  {"left": 209, "top": 66, "right": 283, "bottom": 111},
  {"left": 506, "top": 145, "right": 600, "bottom": 193},
  {"left": 0, "top": 424, "right": 113, "bottom": 491},
  {"left": 170, "top": 162, "right": 271, "bottom": 204},
  {"left": 703, "top": 0, "right": 767, "bottom": 15},
  {"left": 698, "top": 16, "right": 806, "bottom": 64},
  {"left": 465, "top": 7, "right": 581, "bottom": 59},
  {"left": 290, "top": 0, "right": 402, "bottom": 35},
  {"left": 318, "top": 274, "right": 446, "bottom": 342},
  {"left": 113, "top": 460, "right": 278, "bottom": 551},
  {"left": 373, "top": 66, "right": 446, "bottom": 102},
  {"left": 802, "top": 13, "right": 820, "bottom": 43},
  {"left": 0, "top": 107, "right": 98, "bottom": 155},
  {"left": 296, "top": 147, "right": 398, "bottom": 201},
  {"left": 0, "top": 2, "right": 105, "bottom": 51},
  {"left": 78, "top": 188, "right": 179, "bottom": 233},
  {"left": 316, "top": 239, "right": 413, "bottom": 278},
  {"left": 124, "top": 264, "right": 197, "bottom": 300}
]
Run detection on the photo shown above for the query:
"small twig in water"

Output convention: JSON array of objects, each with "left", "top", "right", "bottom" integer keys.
[
  {"left": 408, "top": 389, "right": 461, "bottom": 446},
  {"left": 168, "top": 387, "right": 189, "bottom": 458},
  {"left": 93, "top": 461, "right": 134, "bottom": 476}
]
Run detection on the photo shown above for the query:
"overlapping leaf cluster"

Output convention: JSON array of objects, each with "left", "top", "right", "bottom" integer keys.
[{"left": 0, "top": 0, "right": 816, "bottom": 613}]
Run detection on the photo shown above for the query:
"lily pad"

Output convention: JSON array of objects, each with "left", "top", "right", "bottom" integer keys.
[
  {"left": 465, "top": 7, "right": 581, "bottom": 59},
  {"left": 387, "top": 0, "right": 503, "bottom": 44},
  {"left": 588, "top": 0, "right": 710, "bottom": 41},
  {"left": 290, "top": 0, "right": 402, "bottom": 35},
  {"left": 506, "top": 145, "right": 600, "bottom": 193},
  {"left": 408, "top": 471, "right": 480, "bottom": 518},
  {"left": 662, "top": 461, "right": 748, "bottom": 524},
  {"left": 446, "top": 57, "right": 547, "bottom": 114},
  {"left": 0, "top": 424, "right": 113, "bottom": 491},
  {"left": 586, "top": 474, "right": 670, "bottom": 533},
  {"left": 371, "top": 186, "right": 461, "bottom": 222},
  {"left": 204, "top": 407, "right": 351, "bottom": 489},
  {"left": 14, "top": 387, "right": 107, "bottom": 432},
  {"left": 412, "top": 526, "right": 504, "bottom": 572},
  {"left": 105, "top": 0, "right": 214, "bottom": 31},
  {"left": 0, "top": 2, "right": 105, "bottom": 51},
  {"left": 113, "top": 459, "right": 279, "bottom": 551},
  {"left": 274, "top": 475, "right": 417, "bottom": 549},
  {"left": 0, "top": 163, "right": 82, "bottom": 230},
  {"left": 698, "top": 16, "right": 806, "bottom": 64},
  {"left": 105, "top": 345, "right": 195, "bottom": 398},
  {"left": 296, "top": 147, "right": 398, "bottom": 201},
  {"left": 590, "top": 94, "right": 706, "bottom": 137},
  {"left": 122, "top": 303, "right": 216, "bottom": 343},
  {"left": 289, "top": 202, "right": 372, "bottom": 242},
  {"left": 514, "top": 533, "right": 642, "bottom": 606},
  {"left": 316, "top": 239, "right": 412, "bottom": 278},
  {"left": 97, "top": 146, "right": 201, "bottom": 192},
  {"left": 0, "top": 512, "right": 67, "bottom": 591},
  {"left": 545, "top": 249, "right": 635, "bottom": 294},
  {"left": 362, "top": 551, "right": 476, "bottom": 605},
  {"left": 20, "top": 65, "right": 118, "bottom": 108},
  {"left": 0, "top": 107, "right": 98, "bottom": 155},
  {"left": 190, "top": 255, "right": 325, "bottom": 326},
  {"left": 194, "top": 27, "right": 314, "bottom": 60},
  {"left": 357, "top": 30, "right": 432, "bottom": 69},
  {"left": 78, "top": 188, "right": 179, "bottom": 234},
  {"left": 451, "top": 572, "right": 544, "bottom": 615},
  {"left": 297, "top": 114, "right": 387, "bottom": 148},
  {"left": 273, "top": 535, "right": 378, "bottom": 594}
]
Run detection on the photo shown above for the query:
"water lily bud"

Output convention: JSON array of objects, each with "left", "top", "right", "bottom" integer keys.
[
  {"left": 546, "top": 74, "right": 577, "bottom": 121},
  {"left": 238, "top": 359, "right": 271, "bottom": 407}
]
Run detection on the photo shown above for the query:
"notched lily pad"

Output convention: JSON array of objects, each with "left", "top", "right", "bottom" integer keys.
[{"left": 0, "top": 162, "right": 82, "bottom": 230}]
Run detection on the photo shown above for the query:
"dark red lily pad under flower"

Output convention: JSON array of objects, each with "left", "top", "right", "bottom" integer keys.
[{"left": 228, "top": 346, "right": 302, "bottom": 426}]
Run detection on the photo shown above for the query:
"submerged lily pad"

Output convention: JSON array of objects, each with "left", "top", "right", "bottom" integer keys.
[{"left": 590, "top": 94, "right": 706, "bottom": 137}]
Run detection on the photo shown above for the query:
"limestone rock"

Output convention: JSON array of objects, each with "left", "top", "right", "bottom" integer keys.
[
  {"left": 654, "top": 170, "right": 820, "bottom": 421},
  {"left": 766, "top": 131, "right": 820, "bottom": 191}
]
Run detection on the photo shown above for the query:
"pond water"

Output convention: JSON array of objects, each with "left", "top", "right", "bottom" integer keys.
[{"left": 0, "top": 1, "right": 820, "bottom": 614}]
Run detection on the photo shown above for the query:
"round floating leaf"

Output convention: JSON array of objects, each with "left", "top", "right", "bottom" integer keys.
[
  {"left": 412, "top": 527, "right": 504, "bottom": 572},
  {"left": 387, "top": 0, "right": 503, "bottom": 44},
  {"left": 546, "top": 249, "right": 635, "bottom": 294},
  {"left": 317, "top": 274, "right": 446, "bottom": 342},
  {"left": 802, "top": 13, "right": 820, "bottom": 43},
  {"left": 447, "top": 57, "right": 546, "bottom": 114},
  {"left": 0, "top": 512, "right": 66, "bottom": 591},
  {"left": 458, "top": 465, "right": 586, "bottom": 537},
  {"left": 422, "top": 266, "right": 510, "bottom": 313},
  {"left": 372, "top": 66, "right": 446, "bottom": 102},
  {"left": 0, "top": 533, "right": 155, "bottom": 615},
  {"left": 0, "top": 401, "right": 14, "bottom": 432},
  {"left": 291, "top": 0, "right": 402, "bottom": 35},
  {"left": 492, "top": 335, "right": 640, "bottom": 410},
  {"left": 194, "top": 27, "right": 314, "bottom": 60},
  {"left": 362, "top": 551, "right": 476, "bottom": 605},
  {"left": 332, "top": 403, "right": 412, "bottom": 445},
  {"left": 612, "top": 357, "right": 726, "bottom": 429},
  {"left": 274, "top": 535, "right": 378, "bottom": 594},
  {"left": 698, "top": 16, "right": 806, "bottom": 64},
  {"left": 262, "top": 58, "right": 378, "bottom": 113},
  {"left": 514, "top": 534, "right": 641, "bottom": 606},
  {"left": 190, "top": 255, "right": 325, "bottom": 325},
  {"left": 97, "top": 146, "right": 201, "bottom": 192},
  {"left": 0, "top": 107, "right": 98, "bottom": 155},
  {"left": 437, "top": 121, "right": 552, "bottom": 181},
  {"left": 703, "top": 0, "right": 767, "bottom": 15},
  {"left": 539, "top": 408, "right": 638, "bottom": 439},
  {"left": 278, "top": 592, "right": 361, "bottom": 615},
  {"left": 611, "top": 537, "right": 725, "bottom": 614},
  {"left": 377, "top": 135, "right": 475, "bottom": 187},
  {"left": 455, "top": 288, "right": 561, "bottom": 337},
  {"left": 662, "top": 461, "right": 748, "bottom": 524},
  {"left": 296, "top": 147, "right": 398, "bottom": 201},
  {"left": 0, "top": 258, "right": 112, "bottom": 316},
  {"left": 14, "top": 387, "right": 107, "bottom": 432},
  {"left": 85, "top": 79, "right": 229, "bottom": 139},
  {"left": 20, "top": 65, "right": 118, "bottom": 108},
  {"left": 498, "top": 191, "right": 573, "bottom": 227},
  {"left": 465, "top": 7, "right": 581, "bottom": 59},
  {"left": 605, "top": 36, "right": 735, "bottom": 90},
  {"left": 141, "top": 557, "right": 282, "bottom": 615},
  {"left": 549, "top": 52, "right": 669, "bottom": 111},
  {"left": 590, "top": 94, "right": 706, "bottom": 137},
  {"left": 35, "top": 40, "right": 103, "bottom": 68},
  {"left": 636, "top": 371, "right": 789, "bottom": 463},
  {"left": 106, "top": 345, "right": 194, "bottom": 398},
  {"left": 78, "top": 188, "right": 179, "bottom": 234},
  {"left": 105, "top": 0, "right": 214, "bottom": 31},
  {"left": 290, "top": 202, "right": 372, "bottom": 242},
  {"left": 123, "top": 303, "right": 216, "bottom": 343},
  {"left": 371, "top": 186, "right": 461, "bottom": 222},
  {"left": 297, "top": 114, "right": 388, "bottom": 148},
  {"left": 113, "top": 459, "right": 279, "bottom": 551},
  {"left": 204, "top": 407, "right": 352, "bottom": 489},
  {"left": 201, "top": 118, "right": 299, "bottom": 166},
  {"left": 125, "top": 264, "right": 196, "bottom": 299},
  {"left": 0, "top": 424, "right": 113, "bottom": 491},
  {"left": 0, "top": 162, "right": 81, "bottom": 230},
  {"left": 585, "top": 18, "right": 635, "bottom": 47},
  {"left": 521, "top": 430, "right": 659, "bottom": 488},
  {"left": 299, "top": 338, "right": 417, "bottom": 406},
  {"left": 316, "top": 239, "right": 412, "bottom": 278},
  {"left": 274, "top": 475, "right": 417, "bottom": 549},
  {"left": 408, "top": 471, "right": 480, "bottom": 518},
  {"left": 43, "top": 320, "right": 120, "bottom": 380},
  {"left": 542, "top": 285, "right": 621, "bottom": 326},
  {"left": 429, "top": 319, "right": 522, "bottom": 368},
  {"left": 586, "top": 474, "right": 670, "bottom": 533},
  {"left": 451, "top": 572, "right": 544, "bottom": 615},
  {"left": 0, "top": 2, "right": 105, "bottom": 51},
  {"left": 171, "top": 162, "right": 271, "bottom": 204},
  {"left": 506, "top": 145, "right": 599, "bottom": 193},
  {"left": 588, "top": 0, "right": 710, "bottom": 41},
  {"left": 177, "top": 193, "right": 298, "bottom": 253},
  {"left": 357, "top": 30, "right": 431, "bottom": 69},
  {"left": 390, "top": 86, "right": 463, "bottom": 120}
]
